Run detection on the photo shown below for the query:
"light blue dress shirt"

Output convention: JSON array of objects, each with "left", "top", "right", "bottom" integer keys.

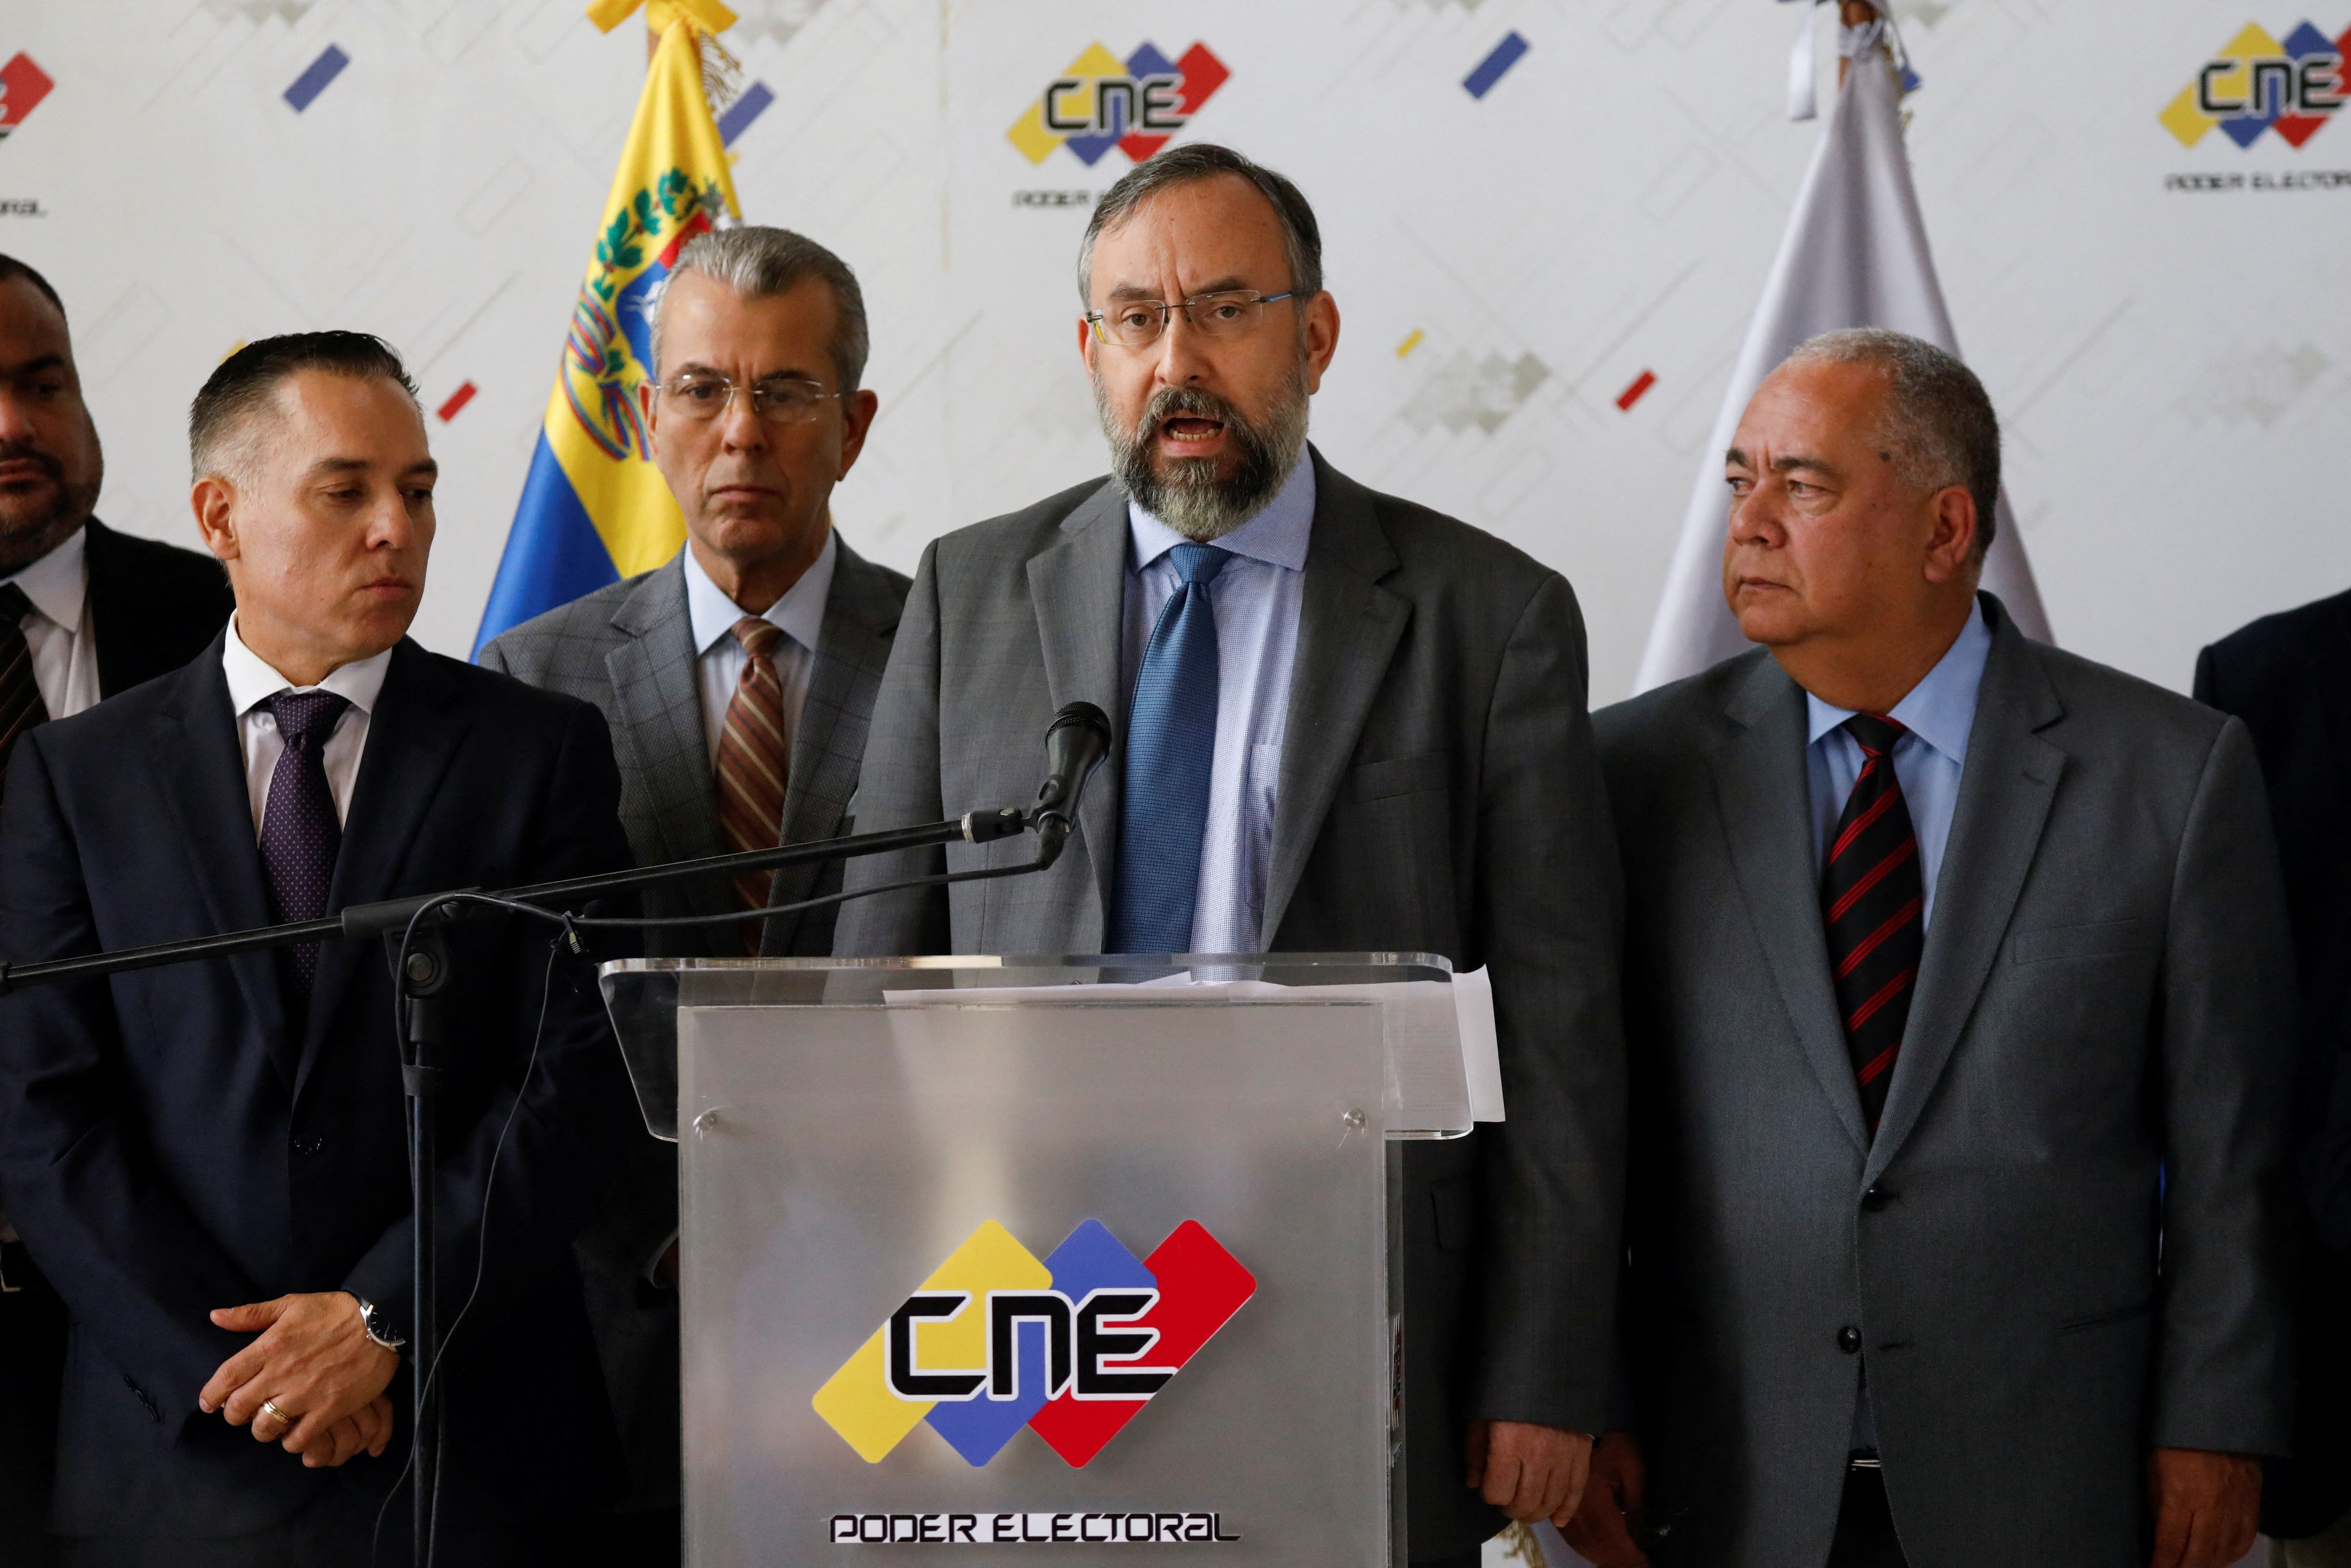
[
  {"left": 1120, "top": 449, "right": 1315, "bottom": 954},
  {"left": 681, "top": 529, "right": 836, "bottom": 768},
  {"left": 1801, "top": 595, "right": 1992, "bottom": 1453},
  {"left": 1803, "top": 597, "right": 1993, "bottom": 931}
]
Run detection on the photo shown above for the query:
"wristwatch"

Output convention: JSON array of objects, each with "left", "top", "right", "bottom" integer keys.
[{"left": 355, "top": 1296, "right": 407, "bottom": 1352}]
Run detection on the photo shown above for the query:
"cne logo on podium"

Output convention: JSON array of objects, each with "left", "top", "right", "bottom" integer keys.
[
  {"left": 2162, "top": 20, "right": 2349, "bottom": 148},
  {"left": 1006, "top": 43, "right": 1230, "bottom": 168},
  {"left": 814, "top": 1219, "right": 1255, "bottom": 1467}
]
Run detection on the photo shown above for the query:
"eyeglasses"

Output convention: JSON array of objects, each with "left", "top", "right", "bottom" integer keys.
[
  {"left": 655, "top": 372, "right": 845, "bottom": 425},
  {"left": 1085, "top": 289, "right": 1299, "bottom": 349}
]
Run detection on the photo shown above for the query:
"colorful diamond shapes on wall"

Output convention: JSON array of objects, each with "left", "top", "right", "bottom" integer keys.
[
  {"left": 0, "top": 54, "right": 55, "bottom": 140},
  {"left": 284, "top": 45, "right": 349, "bottom": 114}
]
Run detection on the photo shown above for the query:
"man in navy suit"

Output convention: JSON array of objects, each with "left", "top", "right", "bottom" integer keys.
[{"left": 0, "top": 332, "right": 638, "bottom": 1565}]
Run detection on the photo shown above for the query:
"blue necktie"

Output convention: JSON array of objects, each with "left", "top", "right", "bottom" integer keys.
[{"left": 1107, "top": 543, "right": 1230, "bottom": 955}]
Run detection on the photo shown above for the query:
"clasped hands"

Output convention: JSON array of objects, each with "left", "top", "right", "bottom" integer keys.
[
  {"left": 197, "top": 1291, "right": 400, "bottom": 1469},
  {"left": 1561, "top": 1432, "right": 2263, "bottom": 1568}
]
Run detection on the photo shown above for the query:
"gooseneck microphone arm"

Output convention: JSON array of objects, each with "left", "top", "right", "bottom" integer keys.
[{"left": 0, "top": 699, "right": 1114, "bottom": 1568}]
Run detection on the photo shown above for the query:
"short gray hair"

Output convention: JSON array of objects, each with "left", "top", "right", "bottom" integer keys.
[
  {"left": 1077, "top": 144, "right": 1323, "bottom": 306},
  {"left": 651, "top": 225, "right": 870, "bottom": 392},
  {"left": 1784, "top": 328, "right": 2002, "bottom": 555}
]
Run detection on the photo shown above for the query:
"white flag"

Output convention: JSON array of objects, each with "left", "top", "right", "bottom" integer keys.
[{"left": 1632, "top": 24, "right": 2051, "bottom": 696}]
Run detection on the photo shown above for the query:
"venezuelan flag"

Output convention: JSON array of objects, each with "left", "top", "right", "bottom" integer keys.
[{"left": 473, "top": 16, "right": 740, "bottom": 654}]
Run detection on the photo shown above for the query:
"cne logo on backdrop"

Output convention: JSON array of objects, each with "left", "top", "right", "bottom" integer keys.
[
  {"left": 1007, "top": 43, "right": 1230, "bottom": 167},
  {"left": 814, "top": 1219, "right": 1254, "bottom": 1467},
  {"left": 2163, "top": 20, "right": 2350, "bottom": 148}
]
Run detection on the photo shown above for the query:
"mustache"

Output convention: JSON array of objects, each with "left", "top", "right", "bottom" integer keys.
[
  {"left": 0, "top": 442, "right": 63, "bottom": 482},
  {"left": 1130, "top": 385, "right": 1251, "bottom": 449}
]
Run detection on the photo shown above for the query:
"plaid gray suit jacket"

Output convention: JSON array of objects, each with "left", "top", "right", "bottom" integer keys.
[
  {"left": 478, "top": 532, "right": 907, "bottom": 1512},
  {"left": 479, "top": 534, "right": 909, "bottom": 958},
  {"left": 835, "top": 450, "right": 1628, "bottom": 1558}
]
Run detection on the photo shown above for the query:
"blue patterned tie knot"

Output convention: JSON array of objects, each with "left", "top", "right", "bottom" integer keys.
[
  {"left": 1106, "top": 542, "right": 1231, "bottom": 956},
  {"left": 259, "top": 690, "right": 349, "bottom": 1002},
  {"left": 1168, "top": 541, "right": 1230, "bottom": 590}
]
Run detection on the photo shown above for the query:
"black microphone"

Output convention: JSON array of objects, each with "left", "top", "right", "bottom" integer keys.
[{"left": 1032, "top": 701, "right": 1112, "bottom": 835}]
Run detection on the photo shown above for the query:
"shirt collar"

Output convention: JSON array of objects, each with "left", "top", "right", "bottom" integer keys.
[
  {"left": 2, "top": 523, "right": 88, "bottom": 631},
  {"left": 1805, "top": 595, "right": 1994, "bottom": 767},
  {"left": 1126, "top": 445, "right": 1316, "bottom": 575},
  {"left": 682, "top": 527, "right": 838, "bottom": 658},
  {"left": 220, "top": 613, "right": 394, "bottom": 718}
]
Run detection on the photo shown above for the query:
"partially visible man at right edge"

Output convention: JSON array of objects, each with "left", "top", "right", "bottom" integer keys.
[
  {"left": 1569, "top": 329, "right": 2295, "bottom": 1568},
  {"left": 2199, "top": 588, "right": 2351, "bottom": 1567}
]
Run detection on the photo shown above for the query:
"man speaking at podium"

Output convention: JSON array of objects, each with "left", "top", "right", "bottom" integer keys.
[
  {"left": 0, "top": 332, "right": 637, "bottom": 1564},
  {"left": 836, "top": 145, "right": 1627, "bottom": 1565}
]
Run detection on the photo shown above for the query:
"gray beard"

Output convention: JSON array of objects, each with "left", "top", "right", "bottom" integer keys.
[{"left": 1095, "top": 372, "right": 1310, "bottom": 543}]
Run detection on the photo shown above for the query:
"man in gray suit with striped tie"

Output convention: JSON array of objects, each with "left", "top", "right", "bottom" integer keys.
[
  {"left": 834, "top": 145, "right": 1627, "bottom": 1566},
  {"left": 479, "top": 226, "right": 909, "bottom": 1564},
  {"left": 1567, "top": 331, "right": 2294, "bottom": 1568}
]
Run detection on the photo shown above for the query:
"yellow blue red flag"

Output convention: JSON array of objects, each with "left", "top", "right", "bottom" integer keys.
[{"left": 473, "top": 18, "right": 739, "bottom": 654}]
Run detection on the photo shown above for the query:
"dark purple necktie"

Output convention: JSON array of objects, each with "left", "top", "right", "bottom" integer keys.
[
  {"left": 1822, "top": 714, "right": 1925, "bottom": 1136},
  {"left": 259, "top": 690, "right": 349, "bottom": 1001}
]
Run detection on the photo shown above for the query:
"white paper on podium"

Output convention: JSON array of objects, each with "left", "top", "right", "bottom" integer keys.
[{"left": 1452, "top": 966, "right": 1505, "bottom": 1122}]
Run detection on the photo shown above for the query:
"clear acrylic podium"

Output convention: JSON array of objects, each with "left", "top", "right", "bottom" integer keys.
[{"left": 600, "top": 954, "right": 1473, "bottom": 1565}]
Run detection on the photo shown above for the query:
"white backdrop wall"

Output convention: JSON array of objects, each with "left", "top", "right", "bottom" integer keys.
[{"left": 2, "top": 0, "right": 2344, "bottom": 702}]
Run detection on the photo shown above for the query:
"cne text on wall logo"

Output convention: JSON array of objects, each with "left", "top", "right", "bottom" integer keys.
[
  {"left": 2162, "top": 20, "right": 2350, "bottom": 148},
  {"left": 813, "top": 1219, "right": 1254, "bottom": 1467},
  {"left": 0, "top": 54, "right": 54, "bottom": 144},
  {"left": 1008, "top": 43, "right": 1230, "bottom": 168}
]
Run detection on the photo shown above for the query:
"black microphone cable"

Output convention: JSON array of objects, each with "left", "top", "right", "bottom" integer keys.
[{"left": 362, "top": 834, "right": 1075, "bottom": 1562}]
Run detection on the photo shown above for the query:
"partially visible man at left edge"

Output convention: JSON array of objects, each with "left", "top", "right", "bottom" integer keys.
[
  {"left": 0, "top": 331, "right": 638, "bottom": 1565},
  {"left": 0, "top": 251, "right": 236, "bottom": 1568}
]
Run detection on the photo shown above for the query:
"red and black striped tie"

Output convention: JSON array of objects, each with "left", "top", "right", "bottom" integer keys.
[{"left": 1822, "top": 714, "right": 1924, "bottom": 1135}]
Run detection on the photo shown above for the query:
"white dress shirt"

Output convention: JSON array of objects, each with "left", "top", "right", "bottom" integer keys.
[
  {"left": 1119, "top": 449, "right": 1315, "bottom": 955},
  {"left": 682, "top": 529, "right": 835, "bottom": 768},
  {"left": 2, "top": 524, "right": 101, "bottom": 720},
  {"left": 221, "top": 614, "right": 391, "bottom": 836}
]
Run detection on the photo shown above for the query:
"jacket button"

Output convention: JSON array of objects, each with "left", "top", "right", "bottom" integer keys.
[
  {"left": 1838, "top": 1325, "right": 1862, "bottom": 1355},
  {"left": 1861, "top": 1184, "right": 1892, "bottom": 1212},
  {"left": 292, "top": 1135, "right": 326, "bottom": 1156}
]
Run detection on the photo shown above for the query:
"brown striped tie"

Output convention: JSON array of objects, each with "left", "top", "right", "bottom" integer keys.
[
  {"left": 715, "top": 616, "right": 789, "bottom": 954},
  {"left": 0, "top": 583, "right": 50, "bottom": 811}
]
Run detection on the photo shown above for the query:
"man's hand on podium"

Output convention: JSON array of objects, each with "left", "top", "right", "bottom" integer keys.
[
  {"left": 198, "top": 1291, "right": 401, "bottom": 1467},
  {"left": 1466, "top": 1418, "right": 1595, "bottom": 1527}
]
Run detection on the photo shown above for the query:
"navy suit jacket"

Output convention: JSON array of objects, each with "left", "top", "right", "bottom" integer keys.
[
  {"left": 0, "top": 636, "right": 635, "bottom": 1536},
  {"left": 2198, "top": 588, "right": 2351, "bottom": 1537}
]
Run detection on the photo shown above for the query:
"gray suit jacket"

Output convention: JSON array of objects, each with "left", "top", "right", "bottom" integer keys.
[
  {"left": 834, "top": 450, "right": 1627, "bottom": 1559},
  {"left": 479, "top": 533, "right": 909, "bottom": 1512},
  {"left": 1594, "top": 596, "right": 2297, "bottom": 1568}
]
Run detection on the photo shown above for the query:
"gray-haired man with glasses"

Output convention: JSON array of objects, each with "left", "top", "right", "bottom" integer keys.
[
  {"left": 478, "top": 225, "right": 909, "bottom": 1565},
  {"left": 837, "top": 144, "right": 1627, "bottom": 1565}
]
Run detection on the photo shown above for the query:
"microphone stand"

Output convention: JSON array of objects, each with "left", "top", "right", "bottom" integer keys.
[{"left": 0, "top": 800, "right": 1069, "bottom": 1568}]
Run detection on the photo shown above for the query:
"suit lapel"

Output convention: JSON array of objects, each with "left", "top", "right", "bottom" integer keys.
[
  {"left": 765, "top": 538, "right": 902, "bottom": 951},
  {"left": 1262, "top": 456, "right": 1409, "bottom": 944},
  {"left": 1023, "top": 481, "right": 1130, "bottom": 926},
  {"left": 149, "top": 643, "right": 292, "bottom": 1082},
  {"left": 1711, "top": 653, "right": 1871, "bottom": 1155},
  {"left": 297, "top": 641, "right": 470, "bottom": 1097},
  {"left": 1866, "top": 601, "right": 2065, "bottom": 1179},
  {"left": 607, "top": 559, "right": 729, "bottom": 951}
]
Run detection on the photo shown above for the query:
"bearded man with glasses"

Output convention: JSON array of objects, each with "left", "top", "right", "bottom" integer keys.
[
  {"left": 836, "top": 143, "right": 1627, "bottom": 1567},
  {"left": 478, "top": 225, "right": 909, "bottom": 1566}
]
